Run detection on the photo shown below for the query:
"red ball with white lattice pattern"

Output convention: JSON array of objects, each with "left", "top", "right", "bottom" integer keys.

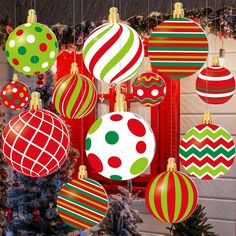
[{"left": 2, "top": 109, "right": 70, "bottom": 177}]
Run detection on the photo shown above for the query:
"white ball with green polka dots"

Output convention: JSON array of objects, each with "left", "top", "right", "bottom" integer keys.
[
  {"left": 5, "top": 22, "right": 58, "bottom": 75},
  {"left": 85, "top": 112, "right": 156, "bottom": 181}
]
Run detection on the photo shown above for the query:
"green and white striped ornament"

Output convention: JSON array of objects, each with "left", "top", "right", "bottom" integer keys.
[{"left": 145, "top": 158, "right": 198, "bottom": 223}]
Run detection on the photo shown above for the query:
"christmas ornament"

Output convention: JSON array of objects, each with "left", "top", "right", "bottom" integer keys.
[
  {"left": 2, "top": 92, "right": 70, "bottom": 177},
  {"left": 85, "top": 94, "right": 156, "bottom": 180},
  {"left": 145, "top": 158, "right": 198, "bottom": 223},
  {"left": 179, "top": 110, "right": 236, "bottom": 180},
  {"left": 132, "top": 64, "right": 166, "bottom": 106},
  {"left": 196, "top": 56, "right": 235, "bottom": 105},
  {"left": 83, "top": 7, "right": 144, "bottom": 84},
  {"left": 148, "top": 2, "right": 208, "bottom": 79},
  {"left": 5, "top": 9, "right": 58, "bottom": 75},
  {"left": 57, "top": 166, "right": 108, "bottom": 230},
  {"left": 1, "top": 74, "right": 30, "bottom": 110},
  {"left": 52, "top": 62, "right": 97, "bottom": 119}
]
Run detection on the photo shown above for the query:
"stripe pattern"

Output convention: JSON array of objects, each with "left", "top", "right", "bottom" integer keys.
[
  {"left": 52, "top": 72, "right": 97, "bottom": 119},
  {"left": 83, "top": 23, "right": 144, "bottom": 84},
  {"left": 57, "top": 178, "right": 108, "bottom": 230},
  {"left": 196, "top": 66, "right": 235, "bottom": 104},
  {"left": 145, "top": 171, "right": 198, "bottom": 223},
  {"left": 132, "top": 72, "right": 166, "bottom": 106},
  {"left": 148, "top": 18, "right": 208, "bottom": 79},
  {"left": 179, "top": 123, "right": 236, "bottom": 180}
]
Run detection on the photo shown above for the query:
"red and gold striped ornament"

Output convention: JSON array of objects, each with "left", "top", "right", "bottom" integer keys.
[
  {"left": 145, "top": 158, "right": 198, "bottom": 223},
  {"left": 147, "top": 2, "right": 208, "bottom": 79},
  {"left": 196, "top": 56, "right": 235, "bottom": 105},
  {"left": 57, "top": 168, "right": 108, "bottom": 230},
  {"left": 52, "top": 62, "right": 97, "bottom": 119}
]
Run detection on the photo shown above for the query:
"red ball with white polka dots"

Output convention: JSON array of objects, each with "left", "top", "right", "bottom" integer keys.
[{"left": 1, "top": 74, "right": 30, "bottom": 110}]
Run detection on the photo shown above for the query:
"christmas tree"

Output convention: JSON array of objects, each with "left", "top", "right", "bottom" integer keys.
[
  {"left": 90, "top": 183, "right": 143, "bottom": 236},
  {"left": 0, "top": 105, "right": 11, "bottom": 235},
  {"left": 6, "top": 147, "right": 79, "bottom": 236}
]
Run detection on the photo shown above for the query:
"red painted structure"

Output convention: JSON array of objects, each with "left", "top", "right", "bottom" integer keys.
[{"left": 56, "top": 51, "right": 180, "bottom": 195}]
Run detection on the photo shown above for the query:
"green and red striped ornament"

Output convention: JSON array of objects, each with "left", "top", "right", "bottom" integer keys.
[
  {"left": 145, "top": 158, "right": 198, "bottom": 223},
  {"left": 57, "top": 178, "right": 108, "bottom": 230},
  {"left": 147, "top": 3, "right": 208, "bottom": 79},
  {"left": 52, "top": 62, "right": 97, "bottom": 119}
]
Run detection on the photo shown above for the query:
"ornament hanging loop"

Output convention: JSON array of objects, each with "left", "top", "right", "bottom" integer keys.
[
  {"left": 12, "top": 74, "right": 18, "bottom": 82},
  {"left": 146, "top": 63, "right": 152, "bottom": 73},
  {"left": 27, "top": 9, "right": 37, "bottom": 23},
  {"left": 203, "top": 109, "right": 212, "bottom": 124},
  {"left": 30, "top": 91, "right": 42, "bottom": 110},
  {"left": 108, "top": 7, "right": 119, "bottom": 23},
  {"left": 167, "top": 157, "right": 177, "bottom": 171},
  {"left": 173, "top": 2, "right": 184, "bottom": 18},
  {"left": 78, "top": 165, "right": 88, "bottom": 179},
  {"left": 70, "top": 62, "right": 79, "bottom": 74}
]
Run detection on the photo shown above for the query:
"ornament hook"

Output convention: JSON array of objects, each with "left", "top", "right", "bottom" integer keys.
[
  {"left": 167, "top": 157, "right": 177, "bottom": 171},
  {"left": 108, "top": 7, "right": 119, "bottom": 23},
  {"left": 173, "top": 2, "right": 184, "bottom": 18},
  {"left": 70, "top": 62, "right": 79, "bottom": 74},
  {"left": 30, "top": 91, "right": 42, "bottom": 110},
  {"left": 12, "top": 74, "right": 18, "bottom": 82},
  {"left": 203, "top": 109, "right": 212, "bottom": 124},
  {"left": 27, "top": 9, "right": 37, "bottom": 23},
  {"left": 78, "top": 165, "right": 88, "bottom": 179},
  {"left": 212, "top": 55, "right": 220, "bottom": 67}
]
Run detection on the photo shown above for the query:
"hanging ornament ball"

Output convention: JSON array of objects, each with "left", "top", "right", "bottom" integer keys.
[
  {"left": 132, "top": 70, "right": 167, "bottom": 106},
  {"left": 1, "top": 75, "right": 30, "bottom": 110},
  {"left": 148, "top": 18, "right": 208, "bottom": 79},
  {"left": 85, "top": 112, "right": 156, "bottom": 181},
  {"left": 2, "top": 93, "right": 70, "bottom": 177},
  {"left": 52, "top": 63, "right": 97, "bottom": 119},
  {"left": 145, "top": 162, "right": 198, "bottom": 223},
  {"left": 83, "top": 8, "right": 144, "bottom": 84},
  {"left": 196, "top": 65, "right": 235, "bottom": 105},
  {"left": 57, "top": 178, "right": 108, "bottom": 230},
  {"left": 179, "top": 114, "right": 236, "bottom": 180},
  {"left": 5, "top": 21, "right": 58, "bottom": 75}
]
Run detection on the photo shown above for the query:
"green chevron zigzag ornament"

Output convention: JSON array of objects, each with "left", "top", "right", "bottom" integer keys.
[{"left": 179, "top": 110, "right": 236, "bottom": 180}]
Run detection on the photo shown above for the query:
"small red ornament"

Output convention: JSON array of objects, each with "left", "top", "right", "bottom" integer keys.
[
  {"left": 2, "top": 92, "right": 70, "bottom": 177},
  {"left": 1, "top": 74, "right": 30, "bottom": 110},
  {"left": 196, "top": 56, "right": 235, "bottom": 105},
  {"left": 33, "top": 207, "right": 40, "bottom": 223},
  {"left": 132, "top": 65, "right": 166, "bottom": 106},
  {"left": 5, "top": 208, "right": 13, "bottom": 221}
]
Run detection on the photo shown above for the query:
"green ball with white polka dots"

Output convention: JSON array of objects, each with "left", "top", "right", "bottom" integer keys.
[{"left": 5, "top": 23, "right": 58, "bottom": 75}]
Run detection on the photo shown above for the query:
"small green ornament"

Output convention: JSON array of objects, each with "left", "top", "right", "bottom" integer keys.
[{"left": 5, "top": 9, "right": 58, "bottom": 75}]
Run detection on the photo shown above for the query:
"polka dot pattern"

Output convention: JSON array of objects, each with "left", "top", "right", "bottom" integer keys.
[
  {"left": 86, "top": 112, "right": 156, "bottom": 181},
  {"left": 5, "top": 22, "right": 58, "bottom": 75},
  {"left": 1, "top": 80, "right": 30, "bottom": 110}
]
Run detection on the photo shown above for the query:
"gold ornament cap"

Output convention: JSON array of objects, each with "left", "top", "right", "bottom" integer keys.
[
  {"left": 27, "top": 9, "right": 37, "bottom": 23},
  {"left": 30, "top": 91, "right": 42, "bottom": 110},
  {"left": 203, "top": 109, "right": 212, "bottom": 124},
  {"left": 173, "top": 2, "right": 184, "bottom": 18},
  {"left": 167, "top": 157, "right": 177, "bottom": 171},
  {"left": 114, "top": 92, "right": 127, "bottom": 112},
  {"left": 12, "top": 74, "right": 18, "bottom": 82},
  {"left": 212, "top": 55, "right": 220, "bottom": 67},
  {"left": 78, "top": 165, "right": 88, "bottom": 179},
  {"left": 70, "top": 62, "right": 79, "bottom": 74},
  {"left": 146, "top": 63, "right": 152, "bottom": 73},
  {"left": 108, "top": 7, "right": 119, "bottom": 23}
]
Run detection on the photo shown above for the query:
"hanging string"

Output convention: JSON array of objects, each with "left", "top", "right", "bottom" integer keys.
[
  {"left": 170, "top": 0, "right": 173, "bottom": 158},
  {"left": 206, "top": 0, "right": 209, "bottom": 108},
  {"left": 73, "top": 0, "right": 76, "bottom": 63},
  {"left": 81, "top": 0, "right": 84, "bottom": 74},
  {"left": 214, "top": 0, "right": 217, "bottom": 55}
]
